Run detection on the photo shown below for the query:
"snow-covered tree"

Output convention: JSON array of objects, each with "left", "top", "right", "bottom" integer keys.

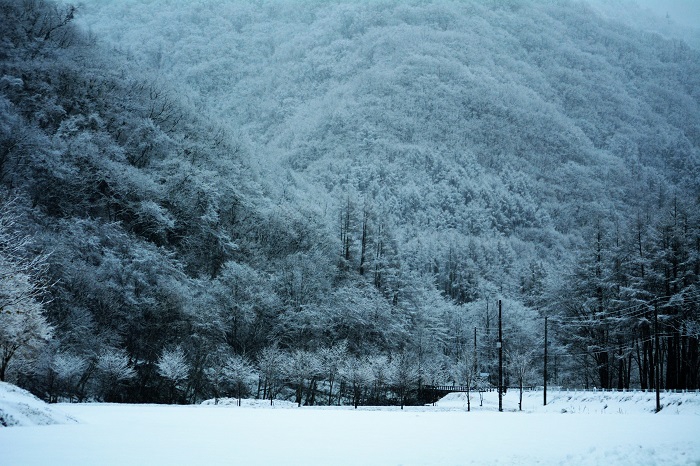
[
  {"left": 96, "top": 348, "right": 136, "bottom": 401},
  {"left": 222, "top": 354, "right": 256, "bottom": 407},
  {"left": 340, "top": 355, "right": 372, "bottom": 409},
  {"left": 367, "top": 354, "right": 390, "bottom": 405},
  {"left": 318, "top": 341, "right": 348, "bottom": 406},
  {"left": 452, "top": 351, "right": 478, "bottom": 412},
  {"left": 284, "top": 350, "right": 321, "bottom": 407},
  {"left": 256, "top": 344, "right": 284, "bottom": 404},
  {"left": 388, "top": 351, "right": 419, "bottom": 410},
  {"left": 507, "top": 349, "right": 535, "bottom": 411},
  {"left": 52, "top": 351, "right": 88, "bottom": 401},
  {"left": 0, "top": 200, "right": 52, "bottom": 382},
  {"left": 157, "top": 346, "right": 190, "bottom": 403}
]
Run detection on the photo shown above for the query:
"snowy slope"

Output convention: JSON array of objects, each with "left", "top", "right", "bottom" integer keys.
[{"left": 0, "top": 382, "right": 77, "bottom": 427}]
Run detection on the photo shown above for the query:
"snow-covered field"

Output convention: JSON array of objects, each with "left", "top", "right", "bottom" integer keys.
[{"left": 2, "top": 383, "right": 700, "bottom": 466}]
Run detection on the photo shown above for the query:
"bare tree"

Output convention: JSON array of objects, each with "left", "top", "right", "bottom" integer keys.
[
  {"left": 507, "top": 349, "right": 535, "bottom": 411},
  {"left": 452, "top": 351, "right": 477, "bottom": 412}
]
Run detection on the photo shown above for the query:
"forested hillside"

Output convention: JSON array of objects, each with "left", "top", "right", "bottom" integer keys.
[{"left": 1, "top": 0, "right": 698, "bottom": 405}]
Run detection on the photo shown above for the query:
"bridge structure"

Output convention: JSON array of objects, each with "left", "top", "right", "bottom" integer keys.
[
  {"left": 421, "top": 384, "right": 494, "bottom": 404},
  {"left": 422, "top": 384, "right": 542, "bottom": 404},
  {"left": 424, "top": 384, "right": 479, "bottom": 394},
  {"left": 424, "top": 384, "right": 534, "bottom": 393}
]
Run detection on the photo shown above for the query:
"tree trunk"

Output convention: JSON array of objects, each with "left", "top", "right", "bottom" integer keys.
[
  {"left": 617, "top": 347, "right": 624, "bottom": 390},
  {"left": 296, "top": 381, "right": 303, "bottom": 407},
  {"left": 328, "top": 375, "right": 334, "bottom": 406},
  {"left": 649, "top": 340, "right": 656, "bottom": 390},
  {"left": 374, "top": 224, "right": 383, "bottom": 289},
  {"left": 0, "top": 346, "right": 18, "bottom": 382},
  {"left": 306, "top": 378, "right": 317, "bottom": 406},
  {"left": 638, "top": 337, "right": 648, "bottom": 390},
  {"left": 359, "top": 209, "right": 368, "bottom": 275},
  {"left": 519, "top": 378, "right": 523, "bottom": 411},
  {"left": 596, "top": 351, "right": 610, "bottom": 389},
  {"left": 666, "top": 330, "right": 681, "bottom": 389}
]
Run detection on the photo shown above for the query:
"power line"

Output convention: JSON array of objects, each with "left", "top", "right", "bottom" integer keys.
[{"left": 550, "top": 290, "right": 700, "bottom": 324}]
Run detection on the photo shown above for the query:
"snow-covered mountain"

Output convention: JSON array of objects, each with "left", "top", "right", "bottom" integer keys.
[{"left": 1, "top": 0, "right": 698, "bottom": 403}]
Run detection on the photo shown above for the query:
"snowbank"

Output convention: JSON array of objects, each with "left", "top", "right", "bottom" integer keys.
[
  {"left": 0, "top": 382, "right": 77, "bottom": 427},
  {"left": 435, "top": 388, "right": 700, "bottom": 415}
]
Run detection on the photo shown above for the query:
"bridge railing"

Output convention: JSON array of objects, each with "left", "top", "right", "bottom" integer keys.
[{"left": 424, "top": 385, "right": 536, "bottom": 393}]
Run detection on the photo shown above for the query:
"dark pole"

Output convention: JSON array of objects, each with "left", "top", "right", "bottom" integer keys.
[
  {"left": 544, "top": 315, "right": 548, "bottom": 406},
  {"left": 474, "top": 327, "right": 478, "bottom": 375},
  {"left": 654, "top": 304, "right": 661, "bottom": 413},
  {"left": 498, "top": 299, "right": 503, "bottom": 412}
]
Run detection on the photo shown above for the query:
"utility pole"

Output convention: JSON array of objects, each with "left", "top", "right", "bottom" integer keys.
[
  {"left": 474, "top": 327, "right": 478, "bottom": 375},
  {"left": 544, "top": 315, "right": 548, "bottom": 406},
  {"left": 498, "top": 299, "right": 503, "bottom": 412},
  {"left": 654, "top": 304, "right": 661, "bottom": 413}
]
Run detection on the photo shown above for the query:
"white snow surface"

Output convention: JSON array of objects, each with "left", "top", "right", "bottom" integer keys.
[
  {"left": 1, "top": 385, "right": 699, "bottom": 465},
  {"left": 0, "top": 381, "right": 77, "bottom": 427}
]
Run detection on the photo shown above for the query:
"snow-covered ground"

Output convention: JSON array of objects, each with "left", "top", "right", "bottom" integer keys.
[{"left": 1, "top": 384, "right": 699, "bottom": 465}]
